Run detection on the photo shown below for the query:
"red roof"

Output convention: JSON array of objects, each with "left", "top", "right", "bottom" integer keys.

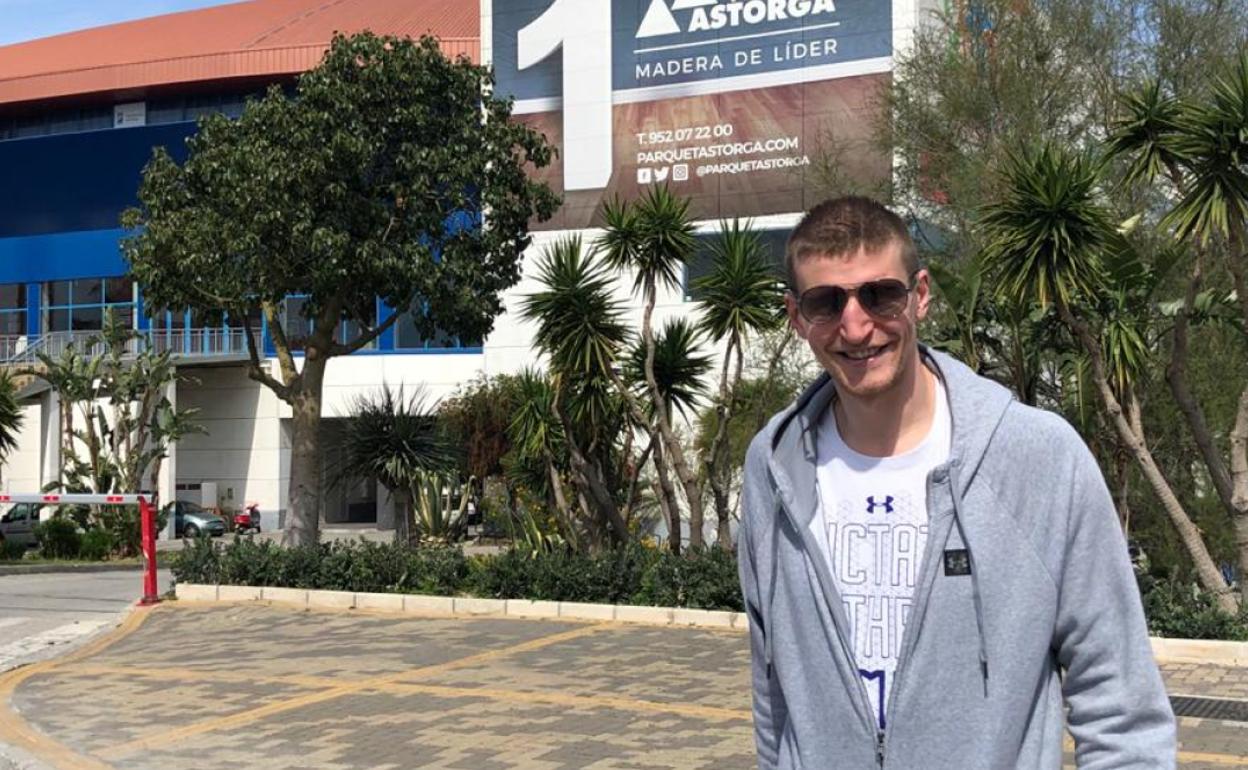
[{"left": 0, "top": 0, "right": 480, "bottom": 107}]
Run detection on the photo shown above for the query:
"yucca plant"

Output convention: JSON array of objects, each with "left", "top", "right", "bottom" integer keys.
[
  {"left": 337, "top": 384, "right": 453, "bottom": 545},
  {"left": 519, "top": 239, "right": 631, "bottom": 545},
  {"left": 692, "top": 219, "right": 785, "bottom": 547},
  {"left": 979, "top": 142, "right": 1236, "bottom": 612},
  {"left": 599, "top": 187, "right": 706, "bottom": 547}
]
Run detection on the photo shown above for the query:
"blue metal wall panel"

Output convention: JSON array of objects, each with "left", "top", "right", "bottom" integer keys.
[
  {"left": 0, "top": 228, "right": 128, "bottom": 284},
  {"left": 0, "top": 122, "right": 196, "bottom": 239}
]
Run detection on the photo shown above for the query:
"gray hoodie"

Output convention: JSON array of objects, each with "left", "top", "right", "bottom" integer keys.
[{"left": 737, "top": 347, "right": 1175, "bottom": 769}]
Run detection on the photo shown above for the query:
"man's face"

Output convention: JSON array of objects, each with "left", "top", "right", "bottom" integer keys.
[{"left": 785, "top": 241, "right": 930, "bottom": 402}]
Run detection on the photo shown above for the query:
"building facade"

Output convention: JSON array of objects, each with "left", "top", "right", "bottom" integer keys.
[{"left": 0, "top": 0, "right": 938, "bottom": 533}]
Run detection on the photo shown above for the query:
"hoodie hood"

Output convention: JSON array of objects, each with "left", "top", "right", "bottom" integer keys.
[{"left": 766, "top": 345, "right": 1015, "bottom": 505}]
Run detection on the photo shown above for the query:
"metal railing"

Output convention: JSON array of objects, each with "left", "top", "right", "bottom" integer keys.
[{"left": 0, "top": 328, "right": 252, "bottom": 367}]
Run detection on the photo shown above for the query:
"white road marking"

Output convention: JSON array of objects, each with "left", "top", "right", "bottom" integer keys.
[{"left": 0, "top": 620, "right": 109, "bottom": 671}]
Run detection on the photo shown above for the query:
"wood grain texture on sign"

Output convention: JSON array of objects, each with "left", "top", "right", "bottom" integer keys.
[{"left": 521, "top": 73, "right": 891, "bottom": 230}]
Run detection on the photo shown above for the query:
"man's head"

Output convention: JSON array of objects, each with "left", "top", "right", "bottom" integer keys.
[{"left": 784, "top": 196, "right": 930, "bottom": 403}]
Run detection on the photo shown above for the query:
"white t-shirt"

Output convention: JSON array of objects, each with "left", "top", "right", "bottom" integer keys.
[{"left": 812, "top": 375, "right": 951, "bottom": 730}]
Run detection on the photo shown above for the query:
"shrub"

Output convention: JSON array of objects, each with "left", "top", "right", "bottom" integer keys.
[
  {"left": 0, "top": 538, "right": 25, "bottom": 560},
  {"left": 635, "top": 547, "right": 744, "bottom": 611},
  {"left": 1139, "top": 576, "right": 1248, "bottom": 641},
  {"left": 35, "top": 517, "right": 81, "bottom": 559},
  {"left": 78, "top": 528, "right": 115, "bottom": 561}
]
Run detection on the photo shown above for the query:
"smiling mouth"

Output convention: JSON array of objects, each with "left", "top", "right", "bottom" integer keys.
[{"left": 836, "top": 343, "right": 889, "bottom": 361}]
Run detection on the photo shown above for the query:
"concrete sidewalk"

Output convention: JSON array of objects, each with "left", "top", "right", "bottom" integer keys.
[{"left": 0, "top": 602, "right": 1245, "bottom": 769}]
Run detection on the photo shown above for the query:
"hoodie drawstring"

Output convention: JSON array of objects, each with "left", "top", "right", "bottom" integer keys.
[{"left": 949, "top": 463, "right": 989, "bottom": 696}]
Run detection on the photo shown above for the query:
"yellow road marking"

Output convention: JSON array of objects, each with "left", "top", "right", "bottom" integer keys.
[
  {"left": 0, "top": 604, "right": 157, "bottom": 770},
  {"left": 99, "top": 620, "right": 611, "bottom": 759}
]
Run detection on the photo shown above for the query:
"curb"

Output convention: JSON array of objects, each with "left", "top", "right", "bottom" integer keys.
[
  {"left": 1151, "top": 637, "right": 1248, "bottom": 666},
  {"left": 175, "top": 583, "right": 749, "bottom": 631},
  {"left": 0, "top": 563, "right": 143, "bottom": 577},
  {"left": 175, "top": 584, "right": 1248, "bottom": 664}
]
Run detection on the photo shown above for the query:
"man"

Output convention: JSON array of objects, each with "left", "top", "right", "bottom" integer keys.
[{"left": 737, "top": 196, "right": 1175, "bottom": 769}]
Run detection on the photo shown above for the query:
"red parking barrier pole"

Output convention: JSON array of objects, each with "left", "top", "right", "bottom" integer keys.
[{"left": 139, "top": 496, "right": 160, "bottom": 605}]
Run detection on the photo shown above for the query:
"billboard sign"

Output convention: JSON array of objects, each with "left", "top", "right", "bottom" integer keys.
[{"left": 488, "top": 0, "right": 895, "bottom": 228}]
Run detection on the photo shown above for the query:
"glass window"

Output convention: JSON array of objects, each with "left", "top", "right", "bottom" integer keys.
[
  {"left": 44, "top": 277, "right": 135, "bottom": 335},
  {"left": 71, "top": 306, "right": 102, "bottom": 331},
  {"left": 282, "top": 297, "right": 311, "bottom": 351},
  {"left": 48, "top": 280, "right": 71, "bottom": 305},
  {"left": 0, "top": 284, "right": 24, "bottom": 310},
  {"left": 104, "top": 278, "right": 132, "bottom": 304},
  {"left": 0, "top": 312, "right": 24, "bottom": 335},
  {"left": 49, "top": 309, "right": 70, "bottom": 332},
  {"left": 394, "top": 309, "right": 423, "bottom": 349}
]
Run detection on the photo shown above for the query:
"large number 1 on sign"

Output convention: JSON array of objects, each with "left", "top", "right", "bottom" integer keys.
[{"left": 517, "top": 0, "right": 613, "bottom": 191}]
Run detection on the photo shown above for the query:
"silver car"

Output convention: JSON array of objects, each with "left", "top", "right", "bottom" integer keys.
[{"left": 0, "top": 503, "right": 46, "bottom": 549}]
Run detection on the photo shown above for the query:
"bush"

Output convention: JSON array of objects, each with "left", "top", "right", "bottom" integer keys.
[
  {"left": 78, "top": 528, "right": 115, "bottom": 561},
  {"left": 35, "top": 517, "right": 82, "bottom": 559},
  {"left": 171, "top": 538, "right": 471, "bottom": 596},
  {"left": 0, "top": 538, "right": 25, "bottom": 560},
  {"left": 636, "top": 547, "right": 744, "bottom": 611},
  {"left": 1139, "top": 575, "right": 1248, "bottom": 641}
]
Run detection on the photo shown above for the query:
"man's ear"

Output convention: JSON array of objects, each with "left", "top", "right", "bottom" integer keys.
[
  {"left": 785, "top": 292, "right": 808, "bottom": 340},
  {"left": 913, "top": 268, "right": 932, "bottom": 322}
]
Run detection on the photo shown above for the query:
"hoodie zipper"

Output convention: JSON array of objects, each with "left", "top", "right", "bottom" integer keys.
[{"left": 876, "top": 730, "right": 886, "bottom": 767}]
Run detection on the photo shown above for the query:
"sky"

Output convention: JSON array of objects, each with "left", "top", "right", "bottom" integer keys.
[{"left": 0, "top": 0, "right": 245, "bottom": 47}]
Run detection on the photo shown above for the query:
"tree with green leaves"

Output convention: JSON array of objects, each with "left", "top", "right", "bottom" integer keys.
[
  {"left": 122, "top": 32, "right": 558, "bottom": 546},
  {"left": 599, "top": 187, "right": 707, "bottom": 547},
  {"left": 27, "top": 310, "right": 201, "bottom": 554},
  {"left": 691, "top": 220, "right": 786, "bottom": 547},
  {"left": 1106, "top": 54, "right": 1248, "bottom": 606},
  {"left": 978, "top": 143, "right": 1235, "bottom": 611},
  {"left": 0, "top": 371, "right": 23, "bottom": 470},
  {"left": 520, "top": 237, "right": 632, "bottom": 545}
]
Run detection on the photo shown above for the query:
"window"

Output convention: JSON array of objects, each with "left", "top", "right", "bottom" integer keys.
[
  {"left": 683, "top": 227, "right": 788, "bottom": 301},
  {"left": 393, "top": 306, "right": 474, "bottom": 350},
  {"left": 0, "top": 284, "right": 26, "bottom": 336},
  {"left": 45, "top": 278, "right": 134, "bottom": 333}
]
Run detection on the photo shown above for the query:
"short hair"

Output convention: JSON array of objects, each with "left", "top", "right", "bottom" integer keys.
[{"left": 784, "top": 196, "right": 920, "bottom": 291}]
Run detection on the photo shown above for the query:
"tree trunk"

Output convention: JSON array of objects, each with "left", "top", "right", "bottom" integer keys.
[
  {"left": 707, "top": 332, "right": 743, "bottom": 550},
  {"left": 1230, "top": 387, "right": 1248, "bottom": 607},
  {"left": 282, "top": 358, "right": 327, "bottom": 547},
  {"left": 1058, "top": 303, "right": 1236, "bottom": 613},
  {"left": 552, "top": 387, "right": 628, "bottom": 545},
  {"left": 654, "top": 439, "right": 680, "bottom": 554}
]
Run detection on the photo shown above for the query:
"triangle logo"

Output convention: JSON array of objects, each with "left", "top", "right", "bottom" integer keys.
[{"left": 636, "top": 0, "right": 680, "bottom": 38}]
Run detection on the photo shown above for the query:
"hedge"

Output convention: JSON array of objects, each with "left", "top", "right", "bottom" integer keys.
[
  {"left": 172, "top": 538, "right": 744, "bottom": 612},
  {"left": 171, "top": 538, "right": 1248, "bottom": 638}
]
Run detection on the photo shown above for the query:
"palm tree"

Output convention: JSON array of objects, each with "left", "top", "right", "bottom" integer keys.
[
  {"left": 979, "top": 142, "right": 1236, "bottom": 612},
  {"left": 599, "top": 187, "right": 708, "bottom": 545},
  {"left": 506, "top": 367, "right": 581, "bottom": 548},
  {"left": 1109, "top": 57, "right": 1248, "bottom": 605},
  {"left": 0, "top": 371, "right": 23, "bottom": 466},
  {"left": 625, "top": 318, "right": 711, "bottom": 551},
  {"left": 692, "top": 219, "right": 786, "bottom": 547},
  {"left": 336, "top": 383, "right": 453, "bottom": 545},
  {"left": 519, "top": 236, "right": 631, "bottom": 544}
]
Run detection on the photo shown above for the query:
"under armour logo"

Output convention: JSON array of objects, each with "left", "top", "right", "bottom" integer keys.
[{"left": 865, "top": 496, "right": 895, "bottom": 514}]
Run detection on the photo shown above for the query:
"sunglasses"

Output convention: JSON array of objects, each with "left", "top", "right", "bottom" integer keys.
[{"left": 796, "top": 273, "right": 919, "bottom": 325}]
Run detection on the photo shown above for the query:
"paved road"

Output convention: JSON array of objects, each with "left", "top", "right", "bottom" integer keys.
[
  {"left": 0, "top": 570, "right": 172, "bottom": 673},
  {"left": 0, "top": 602, "right": 1245, "bottom": 769}
]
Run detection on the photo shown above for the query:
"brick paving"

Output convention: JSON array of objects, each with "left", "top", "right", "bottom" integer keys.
[{"left": 0, "top": 602, "right": 1245, "bottom": 768}]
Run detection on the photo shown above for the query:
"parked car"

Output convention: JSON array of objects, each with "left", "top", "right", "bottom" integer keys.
[
  {"left": 0, "top": 503, "right": 47, "bottom": 549},
  {"left": 162, "top": 500, "right": 227, "bottom": 539}
]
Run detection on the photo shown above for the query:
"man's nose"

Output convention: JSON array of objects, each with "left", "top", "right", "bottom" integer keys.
[{"left": 838, "top": 294, "right": 874, "bottom": 341}]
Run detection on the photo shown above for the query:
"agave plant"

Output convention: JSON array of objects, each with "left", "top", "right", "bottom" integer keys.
[{"left": 410, "top": 470, "right": 476, "bottom": 544}]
